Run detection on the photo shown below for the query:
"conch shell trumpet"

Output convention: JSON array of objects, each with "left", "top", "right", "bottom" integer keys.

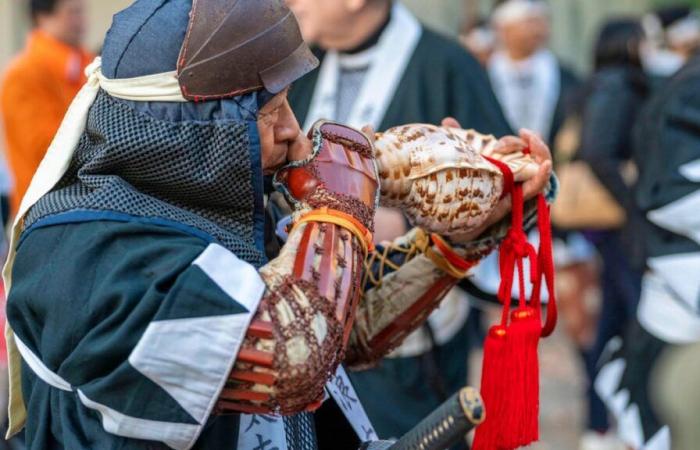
[{"left": 374, "top": 124, "right": 539, "bottom": 239}]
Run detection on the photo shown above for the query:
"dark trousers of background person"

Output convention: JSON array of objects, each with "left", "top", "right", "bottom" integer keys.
[{"left": 585, "top": 230, "right": 643, "bottom": 432}]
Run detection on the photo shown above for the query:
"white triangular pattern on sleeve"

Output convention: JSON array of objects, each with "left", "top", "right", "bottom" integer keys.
[
  {"left": 192, "top": 243, "right": 266, "bottom": 310},
  {"left": 128, "top": 314, "right": 251, "bottom": 425},
  {"left": 130, "top": 243, "right": 264, "bottom": 444},
  {"left": 679, "top": 158, "right": 700, "bottom": 182}
]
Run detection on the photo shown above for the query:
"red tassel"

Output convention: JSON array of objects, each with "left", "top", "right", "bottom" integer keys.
[
  {"left": 508, "top": 307, "right": 541, "bottom": 447},
  {"left": 474, "top": 161, "right": 557, "bottom": 450},
  {"left": 474, "top": 312, "right": 540, "bottom": 450},
  {"left": 501, "top": 328, "right": 526, "bottom": 449},
  {"left": 473, "top": 325, "right": 509, "bottom": 450}
]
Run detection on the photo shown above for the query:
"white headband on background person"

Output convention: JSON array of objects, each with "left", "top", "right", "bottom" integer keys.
[
  {"left": 465, "top": 27, "right": 496, "bottom": 51},
  {"left": 492, "top": 0, "right": 550, "bottom": 26},
  {"left": 667, "top": 12, "right": 700, "bottom": 47}
]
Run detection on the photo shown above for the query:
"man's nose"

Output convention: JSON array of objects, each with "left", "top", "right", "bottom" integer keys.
[{"left": 287, "top": 131, "right": 312, "bottom": 162}]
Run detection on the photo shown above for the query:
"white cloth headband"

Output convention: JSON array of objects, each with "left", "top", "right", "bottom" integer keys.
[{"left": 492, "top": 0, "right": 549, "bottom": 26}]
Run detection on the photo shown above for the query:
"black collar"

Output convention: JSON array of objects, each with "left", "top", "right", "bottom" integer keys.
[{"left": 342, "top": 8, "right": 392, "bottom": 55}]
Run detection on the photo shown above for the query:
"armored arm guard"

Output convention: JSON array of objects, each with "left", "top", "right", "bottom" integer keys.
[
  {"left": 217, "top": 121, "right": 379, "bottom": 415},
  {"left": 345, "top": 228, "right": 488, "bottom": 368}
]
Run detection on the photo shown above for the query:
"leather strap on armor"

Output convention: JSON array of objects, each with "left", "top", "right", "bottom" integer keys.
[{"left": 294, "top": 208, "right": 375, "bottom": 256}]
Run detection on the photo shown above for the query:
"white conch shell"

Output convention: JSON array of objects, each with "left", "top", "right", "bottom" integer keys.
[{"left": 374, "top": 124, "right": 538, "bottom": 239}]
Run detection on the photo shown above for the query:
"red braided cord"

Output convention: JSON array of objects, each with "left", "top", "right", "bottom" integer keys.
[
  {"left": 484, "top": 156, "right": 515, "bottom": 200},
  {"left": 484, "top": 154, "right": 548, "bottom": 331},
  {"left": 531, "top": 194, "right": 558, "bottom": 337},
  {"left": 483, "top": 156, "right": 532, "bottom": 326}
]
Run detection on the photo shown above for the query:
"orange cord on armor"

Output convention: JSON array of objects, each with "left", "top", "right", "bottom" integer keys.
[
  {"left": 293, "top": 207, "right": 375, "bottom": 255},
  {"left": 431, "top": 233, "right": 480, "bottom": 273},
  {"left": 415, "top": 230, "right": 476, "bottom": 279}
]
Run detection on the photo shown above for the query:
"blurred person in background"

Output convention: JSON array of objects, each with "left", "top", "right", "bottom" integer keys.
[
  {"left": 0, "top": 150, "right": 12, "bottom": 233},
  {"left": 641, "top": 6, "right": 700, "bottom": 84},
  {"left": 595, "top": 16, "right": 700, "bottom": 450},
  {"left": 459, "top": 18, "right": 496, "bottom": 67},
  {"left": 0, "top": 0, "right": 92, "bottom": 215},
  {"left": 576, "top": 18, "right": 649, "bottom": 450},
  {"left": 285, "top": 0, "right": 512, "bottom": 447},
  {"left": 488, "top": 0, "right": 578, "bottom": 145}
]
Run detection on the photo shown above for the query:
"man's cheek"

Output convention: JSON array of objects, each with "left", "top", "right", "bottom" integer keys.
[{"left": 276, "top": 146, "right": 290, "bottom": 166}]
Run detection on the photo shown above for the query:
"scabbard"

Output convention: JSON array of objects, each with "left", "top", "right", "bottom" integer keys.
[{"left": 389, "top": 387, "right": 484, "bottom": 450}]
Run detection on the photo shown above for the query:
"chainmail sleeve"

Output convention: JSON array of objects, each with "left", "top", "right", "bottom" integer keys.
[{"left": 217, "top": 218, "right": 367, "bottom": 415}]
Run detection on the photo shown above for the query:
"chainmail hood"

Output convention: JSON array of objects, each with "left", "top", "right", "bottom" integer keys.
[{"left": 24, "top": 90, "right": 267, "bottom": 267}]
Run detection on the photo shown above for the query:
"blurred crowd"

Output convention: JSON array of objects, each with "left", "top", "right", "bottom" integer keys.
[
  {"left": 461, "top": 2, "right": 700, "bottom": 450},
  {"left": 0, "top": 0, "right": 699, "bottom": 450}
]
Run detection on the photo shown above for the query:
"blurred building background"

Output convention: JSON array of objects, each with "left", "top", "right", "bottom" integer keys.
[
  {"left": 0, "top": 0, "right": 131, "bottom": 67},
  {"left": 0, "top": 0, "right": 696, "bottom": 73}
]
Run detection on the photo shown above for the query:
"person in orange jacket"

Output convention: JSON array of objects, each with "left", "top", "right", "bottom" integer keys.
[{"left": 1, "top": 0, "right": 93, "bottom": 214}]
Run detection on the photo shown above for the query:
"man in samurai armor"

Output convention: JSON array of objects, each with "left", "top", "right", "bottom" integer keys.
[{"left": 2, "top": 1, "right": 553, "bottom": 449}]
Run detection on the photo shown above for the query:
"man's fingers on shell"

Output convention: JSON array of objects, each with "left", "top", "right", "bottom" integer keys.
[
  {"left": 495, "top": 137, "right": 526, "bottom": 154},
  {"left": 362, "top": 125, "right": 376, "bottom": 145},
  {"left": 441, "top": 117, "right": 461, "bottom": 129},
  {"left": 524, "top": 132, "right": 552, "bottom": 163},
  {"left": 523, "top": 161, "right": 551, "bottom": 200}
]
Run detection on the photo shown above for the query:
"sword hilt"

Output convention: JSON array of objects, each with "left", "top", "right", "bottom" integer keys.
[{"left": 389, "top": 387, "right": 484, "bottom": 450}]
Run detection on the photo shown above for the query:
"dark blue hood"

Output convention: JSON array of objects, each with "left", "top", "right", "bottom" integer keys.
[{"left": 102, "top": 0, "right": 188, "bottom": 80}]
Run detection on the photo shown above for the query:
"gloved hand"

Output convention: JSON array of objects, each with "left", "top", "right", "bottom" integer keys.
[{"left": 276, "top": 120, "right": 379, "bottom": 232}]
